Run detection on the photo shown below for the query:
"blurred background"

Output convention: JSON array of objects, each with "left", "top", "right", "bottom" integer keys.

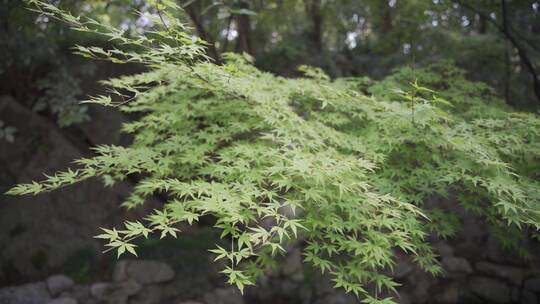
[{"left": 1, "top": 0, "right": 540, "bottom": 303}]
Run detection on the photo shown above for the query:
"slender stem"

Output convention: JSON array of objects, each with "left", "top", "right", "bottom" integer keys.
[
  {"left": 231, "top": 236, "right": 235, "bottom": 270},
  {"left": 155, "top": 0, "right": 169, "bottom": 30}
]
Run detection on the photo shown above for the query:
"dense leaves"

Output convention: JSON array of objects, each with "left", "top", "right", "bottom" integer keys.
[{"left": 7, "top": 2, "right": 540, "bottom": 303}]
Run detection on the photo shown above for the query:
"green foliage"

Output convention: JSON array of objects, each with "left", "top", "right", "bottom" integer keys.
[
  {"left": 7, "top": 2, "right": 540, "bottom": 303},
  {"left": 367, "top": 61, "right": 540, "bottom": 255},
  {"left": 35, "top": 68, "right": 90, "bottom": 127}
]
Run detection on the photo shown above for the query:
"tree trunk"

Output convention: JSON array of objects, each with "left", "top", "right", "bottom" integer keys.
[
  {"left": 235, "top": 0, "right": 254, "bottom": 55},
  {"left": 478, "top": 14, "right": 487, "bottom": 34},
  {"left": 184, "top": 1, "right": 221, "bottom": 62},
  {"left": 306, "top": 0, "right": 323, "bottom": 52},
  {"left": 379, "top": 1, "right": 393, "bottom": 35}
]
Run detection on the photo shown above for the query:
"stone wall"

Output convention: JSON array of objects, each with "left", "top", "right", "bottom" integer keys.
[
  {"left": 1, "top": 216, "right": 539, "bottom": 304},
  {"left": 0, "top": 95, "right": 156, "bottom": 285}
]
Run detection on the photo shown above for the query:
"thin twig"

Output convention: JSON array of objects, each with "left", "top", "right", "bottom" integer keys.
[{"left": 155, "top": 0, "right": 169, "bottom": 30}]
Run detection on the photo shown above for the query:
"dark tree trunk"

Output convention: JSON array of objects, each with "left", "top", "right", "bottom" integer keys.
[
  {"left": 235, "top": 0, "right": 254, "bottom": 55},
  {"left": 184, "top": 1, "right": 221, "bottom": 63},
  {"left": 306, "top": 0, "right": 323, "bottom": 52},
  {"left": 379, "top": 1, "right": 393, "bottom": 35},
  {"left": 504, "top": 50, "right": 511, "bottom": 105},
  {"left": 478, "top": 14, "right": 487, "bottom": 34}
]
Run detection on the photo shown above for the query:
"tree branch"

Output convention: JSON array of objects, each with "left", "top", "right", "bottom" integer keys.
[
  {"left": 456, "top": 0, "right": 540, "bottom": 104},
  {"left": 183, "top": 1, "right": 221, "bottom": 63}
]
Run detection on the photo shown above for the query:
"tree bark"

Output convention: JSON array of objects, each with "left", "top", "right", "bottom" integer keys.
[
  {"left": 504, "top": 50, "right": 511, "bottom": 105},
  {"left": 235, "top": 0, "right": 254, "bottom": 55},
  {"left": 306, "top": 0, "right": 323, "bottom": 52},
  {"left": 183, "top": 1, "right": 221, "bottom": 63},
  {"left": 378, "top": 1, "right": 393, "bottom": 35},
  {"left": 478, "top": 14, "right": 487, "bottom": 34}
]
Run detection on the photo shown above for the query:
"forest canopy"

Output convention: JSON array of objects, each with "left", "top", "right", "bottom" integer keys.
[{"left": 5, "top": 1, "right": 540, "bottom": 303}]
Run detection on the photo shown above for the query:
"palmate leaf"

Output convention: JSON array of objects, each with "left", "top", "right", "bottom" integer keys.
[{"left": 7, "top": 2, "right": 540, "bottom": 303}]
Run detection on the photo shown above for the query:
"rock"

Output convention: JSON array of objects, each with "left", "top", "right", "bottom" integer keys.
[
  {"left": 90, "top": 280, "right": 141, "bottom": 304},
  {"left": 280, "top": 280, "right": 298, "bottom": 294},
  {"left": 313, "top": 273, "right": 335, "bottom": 296},
  {"left": 392, "top": 259, "right": 413, "bottom": 279},
  {"left": 47, "top": 298, "right": 77, "bottom": 304},
  {"left": 125, "top": 260, "right": 175, "bottom": 284},
  {"left": 129, "top": 285, "right": 162, "bottom": 304},
  {"left": 0, "top": 282, "right": 51, "bottom": 304},
  {"left": 475, "top": 262, "right": 524, "bottom": 286},
  {"left": 521, "top": 290, "right": 537, "bottom": 304},
  {"left": 257, "top": 274, "right": 269, "bottom": 287},
  {"left": 70, "top": 285, "right": 91, "bottom": 302},
  {"left": 510, "top": 287, "right": 520, "bottom": 302},
  {"left": 299, "top": 286, "right": 313, "bottom": 304},
  {"left": 469, "top": 277, "right": 510, "bottom": 303},
  {"left": 291, "top": 271, "right": 305, "bottom": 282},
  {"left": 313, "top": 291, "right": 356, "bottom": 304},
  {"left": 121, "top": 280, "right": 142, "bottom": 296},
  {"left": 412, "top": 276, "right": 432, "bottom": 302},
  {"left": 0, "top": 96, "right": 135, "bottom": 281},
  {"left": 442, "top": 257, "right": 472, "bottom": 277},
  {"left": 524, "top": 276, "right": 540, "bottom": 293},
  {"left": 436, "top": 283, "right": 460, "bottom": 303},
  {"left": 395, "top": 293, "right": 412, "bottom": 304},
  {"left": 485, "top": 234, "right": 525, "bottom": 265},
  {"left": 282, "top": 249, "right": 303, "bottom": 276},
  {"left": 46, "top": 275, "right": 74, "bottom": 296},
  {"left": 434, "top": 243, "right": 454, "bottom": 258},
  {"left": 203, "top": 287, "right": 244, "bottom": 304},
  {"left": 112, "top": 260, "right": 129, "bottom": 282},
  {"left": 90, "top": 282, "right": 112, "bottom": 298}
]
